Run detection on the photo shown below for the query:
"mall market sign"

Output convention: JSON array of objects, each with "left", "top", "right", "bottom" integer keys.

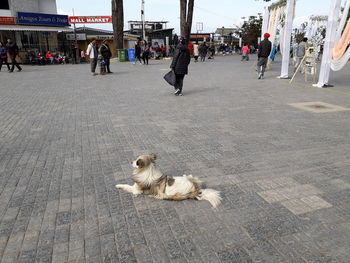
[
  {"left": 68, "top": 16, "right": 112, "bottom": 24},
  {"left": 17, "top": 12, "right": 69, "bottom": 27}
]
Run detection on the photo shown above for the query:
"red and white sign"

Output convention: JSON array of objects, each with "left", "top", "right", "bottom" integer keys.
[
  {"left": 0, "top": 17, "right": 16, "bottom": 25},
  {"left": 68, "top": 16, "right": 112, "bottom": 24}
]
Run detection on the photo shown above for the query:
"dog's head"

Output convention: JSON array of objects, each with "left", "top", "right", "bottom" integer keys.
[{"left": 132, "top": 154, "right": 157, "bottom": 172}]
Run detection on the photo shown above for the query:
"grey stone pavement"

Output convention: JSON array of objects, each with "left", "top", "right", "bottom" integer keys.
[{"left": 0, "top": 54, "right": 350, "bottom": 263}]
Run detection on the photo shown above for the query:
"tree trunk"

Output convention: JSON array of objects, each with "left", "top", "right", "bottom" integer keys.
[
  {"left": 180, "top": 0, "right": 194, "bottom": 40},
  {"left": 112, "top": 0, "right": 124, "bottom": 52}
]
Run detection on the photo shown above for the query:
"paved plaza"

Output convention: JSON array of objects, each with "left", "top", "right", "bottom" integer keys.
[{"left": 0, "top": 55, "right": 350, "bottom": 263}]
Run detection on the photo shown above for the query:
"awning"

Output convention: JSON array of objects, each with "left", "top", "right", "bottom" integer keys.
[{"left": 0, "top": 25, "right": 72, "bottom": 32}]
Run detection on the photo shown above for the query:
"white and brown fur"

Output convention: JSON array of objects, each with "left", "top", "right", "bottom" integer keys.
[{"left": 116, "top": 154, "right": 222, "bottom": 208}]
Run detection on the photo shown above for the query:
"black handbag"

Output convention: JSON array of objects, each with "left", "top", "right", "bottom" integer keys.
[{"left": 164, "top": 70, "right": 176, "bottom": 86}]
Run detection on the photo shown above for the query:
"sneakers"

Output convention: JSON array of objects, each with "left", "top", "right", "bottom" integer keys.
[
  {"left": 258, "top": 73, "right": 264, "bottom": 79},
  {"left": 179, "top": 93, "right": 183, "bottom": 96},
  {"left": 91, "top": 72, "right": 98, "bottom": 76},
  {"left": 174, "top": 89, "right": 181, "bottom": 95}
]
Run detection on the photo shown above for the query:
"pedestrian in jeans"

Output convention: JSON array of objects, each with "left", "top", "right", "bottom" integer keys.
[
  {"left": 99, "top": 39, "right": 112, "bottom": 73},
  {"left": 0, "top": 41, "right": 10, "bottom": 72},
  {"left": 141, "top": 41, "right": 150, "bottom": 65},
  {"left": 6, "top": 38, "right": 22, "bottom": 73},
  {"left": 170, "top": 37, "right": 191, "bottom": 96},
  {"left": 257, "top": 33, "right": 272, "bottom": 79},
  {"left": 199, "top": 42, "right": 208, "bottom": 62},
  {"left": 86, "top": 38, "right": 98, "bottom": 76}
]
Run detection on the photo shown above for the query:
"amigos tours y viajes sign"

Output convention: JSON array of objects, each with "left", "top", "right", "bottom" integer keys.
[
  {"left": 68, "top": 16, "right": 112, "bottom": 24},
  {"left": 17, "top": 12, "right": 69, "bottom": 27}
]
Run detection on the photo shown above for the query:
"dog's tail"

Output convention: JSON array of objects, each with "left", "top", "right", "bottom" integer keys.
[{"left": 196, "top": 189, "right": 222, "bottom": 208}]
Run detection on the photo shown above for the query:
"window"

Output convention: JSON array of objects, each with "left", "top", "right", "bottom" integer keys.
[{"left": 0, "top": 0, "right": 10, "bottom": 10}]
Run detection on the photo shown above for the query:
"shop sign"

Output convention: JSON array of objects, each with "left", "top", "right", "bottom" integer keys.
[
  {"left": 0, "top": 16, "right": 16, "bottom": 25},
  {"left": 17, "top": 12, "right": 69, "bottom": 27},
  {"left": 190, "top": 34, "right": 211, "bottom": 39},
  {"left": 66, "top": 33, "right": 87, "bottom": 41},
  {"left": 68, "top": 16, "right": 112, "bottom": 24},
  {"left": 86, "top": 35, "right": 113, "bottom": 40}
]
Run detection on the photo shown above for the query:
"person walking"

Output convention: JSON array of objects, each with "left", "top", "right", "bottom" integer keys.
[
  {"left": 193, "top": 41, "right": 199, "bottom": 62},
  {"left": 241, "top": 44, "right": 249, "bottom": 61},
  {"left": 100, "top": 39, "right": 112, "bottom": 73},
  {"left": 134, "top": 41, "right": 142, "bottom": 64},
  {"left": 6, "top": 38, "right": 22, "bottom": 73},
  {"left": 86, "top": 38, "right": 98, "bottom": 76},
  {"left": 141, "top": 40, "right": 150, "bottom": 65},
  {"left": 257, "top": 33, "right": 272, "bottom": 79},
  {"left": 0, "top": 41, "right": 10, "bottom": 72},
  {"left": 170, "top": 37, "right": 191, "bottom": 96},
  {"left": 199, "top": 42, "right": 208, "bottom": 62}
]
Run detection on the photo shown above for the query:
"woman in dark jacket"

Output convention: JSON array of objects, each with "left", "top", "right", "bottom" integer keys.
[{"left": 170, "top": 38, "right": 191, "bottom": 96}]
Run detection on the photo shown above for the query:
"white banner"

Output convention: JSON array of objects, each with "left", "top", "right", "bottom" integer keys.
[
  {"left": 279, "top": 0, "right": 296, "bottom": 78},
  {"left": 315, "top": 0, "right": 342, "bottom": 87},
  {"left": 261, "top": 6, "right": 269, "bottom": 39}
]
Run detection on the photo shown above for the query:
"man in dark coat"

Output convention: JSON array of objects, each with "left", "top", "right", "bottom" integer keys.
[
  {"left": 170, "top": 37, "right": 191, "bottom": 96},
  {"left": 6, "top": 38, "right": 22, "bottom": 73},
  {"left": 257, "top": 33, "right": 272, "bottom": 79},
  {"left": 100, "top": 39, "right": 112, "bottom": 73}
]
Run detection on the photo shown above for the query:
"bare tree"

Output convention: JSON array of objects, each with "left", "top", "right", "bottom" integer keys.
[
  {"left": 180, "top": 0, "right": 194, "bottom": 40},
  {"left": 112, "top": 0, "right": 124, "bottom": 51}
]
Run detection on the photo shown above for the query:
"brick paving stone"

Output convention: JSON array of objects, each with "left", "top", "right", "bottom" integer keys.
[{"left": 0, "top": 56, "right": 350, "bottom": 262}]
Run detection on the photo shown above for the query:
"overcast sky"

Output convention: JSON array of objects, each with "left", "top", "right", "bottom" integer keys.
[{"left": 57, "top": 0, "right": 335, "bottom": 33}]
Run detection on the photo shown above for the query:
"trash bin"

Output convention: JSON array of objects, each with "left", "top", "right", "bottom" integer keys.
[
  {"left": 127, "top": 49, "right": 135, "bottom": 62},
  {"left": 117, "top": 49, "right": 127, "bottom": 62}
]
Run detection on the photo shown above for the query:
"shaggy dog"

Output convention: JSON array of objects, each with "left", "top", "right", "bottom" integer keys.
[{"left": 116, "top": 154, "right": 222, "bottom": 208}]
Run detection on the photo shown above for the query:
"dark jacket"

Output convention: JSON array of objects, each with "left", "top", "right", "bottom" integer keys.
[
  {"left": 135, "top": 44, "right": 141, "bottom": 56},
  {"left": 6, "top": 42, "right": 19, "bottom": 58},
  {"left": 170, "top": 44, "right": 191, "bottom": 75},
  {"left": 199, "top": 44, "right": 208, "bottom": 55},
  {"left": 100, "top": 44, "right": 112, "bottom": 59},
  {"left": 258, "top": 38, "right": 272, "bottom": 58},
  {"left": 0, "top": 46, "right": 7, "bottom": 57}
]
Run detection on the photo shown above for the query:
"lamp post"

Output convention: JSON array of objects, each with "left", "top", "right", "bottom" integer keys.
[
  {"left": 72, "top": 8, "right": 80, "bottom": 64},
  {"left": 141, "top": 0, "right": 146, "bottom": 40},
  {"left": 221, "top": 26, "right": 225, "bottom": 43}
]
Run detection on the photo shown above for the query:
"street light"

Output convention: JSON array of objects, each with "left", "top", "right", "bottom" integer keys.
[
  {"left": 221, "top": 26, "right": 225, "bottom": 43},
  {"left": 141, "top": 0, "right": 146, "bottom": 40}
]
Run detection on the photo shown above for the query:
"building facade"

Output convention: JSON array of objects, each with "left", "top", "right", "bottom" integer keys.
[{"left": 0, "top": 0, "right": 70, "bottom": 60}]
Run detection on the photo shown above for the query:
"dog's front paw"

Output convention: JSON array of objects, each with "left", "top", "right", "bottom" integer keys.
[{"left": 115, "top": 184, "right": 124, "bottom": 189}]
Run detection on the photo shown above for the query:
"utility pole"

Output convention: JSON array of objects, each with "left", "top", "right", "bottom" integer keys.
[
  {"left": 141, "top": 0, "right": 146, "bottom": 40},
  {"left": 72, "top": 8, "right": 80, "bottom": 64}
]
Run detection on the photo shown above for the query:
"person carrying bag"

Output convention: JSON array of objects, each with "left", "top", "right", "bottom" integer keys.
[{"left": 168, "top": 37, "right": 191, "bottom": 96}]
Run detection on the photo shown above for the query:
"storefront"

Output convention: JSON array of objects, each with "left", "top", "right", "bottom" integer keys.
[{"left": 0, "top": 12, "right": 71, "bottom": 62}]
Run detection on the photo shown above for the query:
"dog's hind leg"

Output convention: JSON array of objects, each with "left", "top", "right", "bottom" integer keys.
[{"left": 116, "top": 183, "right": 143, "bottom": 196}]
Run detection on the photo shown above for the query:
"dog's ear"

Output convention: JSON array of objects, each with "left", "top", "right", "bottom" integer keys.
[
  {"left": 150, "top": 153, "right": 157, "bottom": 162},
  {"left": 136, "top": 159, "right": 145, "bottom": 168}
]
